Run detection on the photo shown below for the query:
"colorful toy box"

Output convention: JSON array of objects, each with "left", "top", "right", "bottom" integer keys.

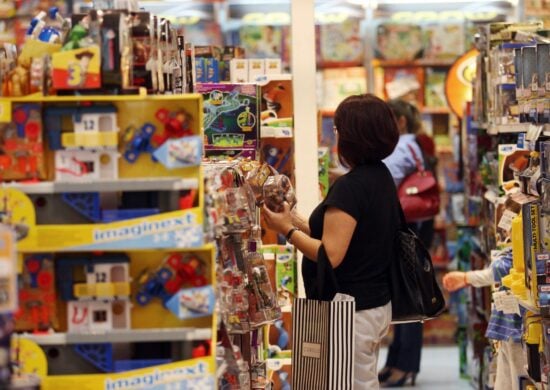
[{"left": 197, "top": 83, "right": 259, "bottom": 156}]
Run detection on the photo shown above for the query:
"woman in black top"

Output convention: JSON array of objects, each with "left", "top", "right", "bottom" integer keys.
[{"left": 263, "top": 94, "right": 402, "bottom": 389}]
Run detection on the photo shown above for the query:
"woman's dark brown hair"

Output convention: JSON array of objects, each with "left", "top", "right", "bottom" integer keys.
[
  {"left": 334, "top": 94, "right": 399, "bottom": 168},
  {"left": 387, "top": 99, "right": 421, "bottom": 134}
]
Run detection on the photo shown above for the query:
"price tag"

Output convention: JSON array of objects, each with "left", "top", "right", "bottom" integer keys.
[
  {"left": 493, "top": 290, "right": 520, "bottom": 315},
  {"left": 498, "top": 209, "right": 517, "bottom": 232}
]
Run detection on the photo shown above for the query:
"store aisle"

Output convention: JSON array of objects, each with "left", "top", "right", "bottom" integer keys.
[{"left": 378, "top": 346, "right": 471, "bottom": 389}]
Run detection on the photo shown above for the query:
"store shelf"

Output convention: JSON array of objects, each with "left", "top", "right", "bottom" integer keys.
[
  {"left": 422, "top": 107, "right": 451, "bottom": 115},
  {"left": 260, "top": 126, "right": 293, "bottom": 138},
  {"left": 487, "top": 123, "right": 530, "bottom": 134},
  {"left": 372, "top": 59, "right": 456, "bottom": 68},
  {"left": 1, "top": 177, "right": 199, "bottom": 194},
  {"left": 320, "top": 109, "right": 335, "bottom": 117},
  {"left": 19, "top": 327, "right": 212, "bottom": 345},
  {"left": 1, "top": 89, "right": 202, "bottom": 103},
  {"left": 525, "top": 7, "right": 550, "bottom": 16}
]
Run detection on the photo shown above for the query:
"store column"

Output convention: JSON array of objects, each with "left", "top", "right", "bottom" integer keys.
[{"left": 291, "top": 0, "right": 319, "bottom": 297}]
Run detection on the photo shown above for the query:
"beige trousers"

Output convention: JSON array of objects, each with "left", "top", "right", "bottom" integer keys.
[
  {"left": 494, "top": 339, "right": 528, "bottom": 390},
  {"left": 353, "top": 301, "right": 392, "bottom": 390}
]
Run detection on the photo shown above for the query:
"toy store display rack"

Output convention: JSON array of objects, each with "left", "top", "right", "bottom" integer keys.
[
  {"left": 1, "top": 88, "right": 218, "bottom": 389},
  {"left": 459, "top": 21, "right": 550, "bottom": 389}
]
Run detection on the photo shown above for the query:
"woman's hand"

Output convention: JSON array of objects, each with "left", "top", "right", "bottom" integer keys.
[
  {"left": 442, "top": 271, "right": 468, "bottom": 292},
  {"left": 262, "top": 202, "right": 294, "bottom": 235}
]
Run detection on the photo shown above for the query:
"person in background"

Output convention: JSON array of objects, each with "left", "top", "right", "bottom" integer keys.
[
  {"left": 263, "top": 94, "right": 402, "bottom": 389},
  {"left": 442, "top": 249, "right": 527, "bottom": 390},
  {"left": 379, "top": 99, "right": 427, "bottom": 388}
]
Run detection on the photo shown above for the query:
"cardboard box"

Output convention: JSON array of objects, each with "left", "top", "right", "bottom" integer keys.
[
  {"left": 52, "top": 46, "right": 101, "bottom": 90},
  {"left": 230, "top": 59, "right": 248, "bottom": 83},
  {"left": 248, "top": 59, "right": 265, "bottom": 82}
]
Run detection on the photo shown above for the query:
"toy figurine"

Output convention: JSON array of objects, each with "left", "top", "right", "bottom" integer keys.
[
  {"left": 122, "top": 123, "right": 156, "bottom": 163},
  {"left": 153, "top": 108, "right": 193, "bottom": 146}
]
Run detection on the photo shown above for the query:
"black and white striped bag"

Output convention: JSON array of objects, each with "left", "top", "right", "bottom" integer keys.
[{"left": 292, "top": 293, "right": 355, "bottom": 390}]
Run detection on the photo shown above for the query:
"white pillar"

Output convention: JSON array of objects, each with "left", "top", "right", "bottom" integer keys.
[{"left": 291, "top": 0, "right": 319, "bottom": 297}]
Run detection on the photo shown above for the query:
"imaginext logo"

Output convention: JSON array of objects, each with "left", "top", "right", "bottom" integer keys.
[
  {"left": 93, "top": 214, "right": 196, "bottom": 243},
  {"left": 104, "top": 362, "right": 211, "bottom": 389}
]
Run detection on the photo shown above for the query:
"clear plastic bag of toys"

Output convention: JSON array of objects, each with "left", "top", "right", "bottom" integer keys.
[
  {"left": 245, "top": 163, "right": 277, "bottom": 206},
  {"left": 263, "top": 174, "right": 297, "bottom": 212}
]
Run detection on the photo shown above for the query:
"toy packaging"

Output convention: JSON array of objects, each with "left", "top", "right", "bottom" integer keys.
[
  {"left": 263, "top": 175, "right": 296, "bottom": 213},
  {"left": 260, "top": 78, "right": 293, "bottom": 130},
  {"left": 383, "top": 67, "right": 424, "bottom": 105},
  {"left": 238, "top": 25, "right": 283, "bottom": 59},
  {"left": 52, "top": 46, "right": 101, "bottom": 89},
  {"left": 538, "top": 43, "right": 550, "bottom": 96},
  {"left": 425, "top": 68, "right": 447, "bottom": 109},
  {"left": 422, "top": 23, "right": 465, "bottom": 61},
  {"left": 319, "top": 67, "right": 367, "bottom": 110},
  {"left": 375, "top": 23, "right": 423, "bottom": 61},
  {"left": 498, "top": 144, "right": 529, "bottom": 194},
  {"left": 197, "top": 83, "right": 259, "bottom": 155},
  {"left": 0, "top": 104, "right": 46, "bottom": 180},
  {"left": 261, "top": 138, "right": 294, "bottom": 183},
  {"left": 318, "top": 18, "right": 363, "bottom": 66},
  {"left": 262, "top": 245, "right": 297, "bottom": 308},
  {"left": 495, "top": 192, "right": 537, "bottom": 247}
]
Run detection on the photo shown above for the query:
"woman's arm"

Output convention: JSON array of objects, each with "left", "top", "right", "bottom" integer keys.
[
  {"left": 290, "top": 209, "right": 311, "bottom": 235},
  {"left": 262, "top": 204, "right": 356, "bottom": 268}
]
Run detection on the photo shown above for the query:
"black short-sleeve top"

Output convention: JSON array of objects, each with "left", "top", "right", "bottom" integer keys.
[{"left": 302, "top": 161, "right": 400, "bottom": 311}]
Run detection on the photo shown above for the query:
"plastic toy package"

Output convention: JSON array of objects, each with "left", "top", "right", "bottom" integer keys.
[
  {"left": 244, "top": 162, "right": 296, "bottom": 213},
  {"left": 263, "top": 174, "right": 296, "bottom": 213}
]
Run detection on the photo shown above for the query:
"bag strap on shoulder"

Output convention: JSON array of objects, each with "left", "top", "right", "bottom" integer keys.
[{"left": 407, "top": 144, "right": 424, "bottom": 172}]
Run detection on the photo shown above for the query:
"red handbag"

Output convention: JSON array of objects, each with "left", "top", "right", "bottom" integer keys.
[{"left": 397, "top": 145, "right": 440, "bottom": 223}]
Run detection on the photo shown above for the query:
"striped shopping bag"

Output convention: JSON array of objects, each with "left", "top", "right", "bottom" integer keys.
[{"left": 292, "top": 294, "right": 355, "bottom": 390}]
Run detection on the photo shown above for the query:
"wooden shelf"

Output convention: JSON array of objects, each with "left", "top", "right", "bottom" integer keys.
[
  {"left": 525, "top": 7, "right": 550, "bottom": 16},
  {"left": 320, "top": 109, "right": 335, "bottom": 117},
  {"left": 422, "top": 107, "right": 450, "bottom": 115},
  {"left": 372, "top": 59, "right": 456, "bottom": 68}
]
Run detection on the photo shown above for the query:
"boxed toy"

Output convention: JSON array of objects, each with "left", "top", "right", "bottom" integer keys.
[
  {"left": 230, "top": 59, "right": 248, "bottom": 83},
  {"left": 522, "top": 46, "right": 538, "bottom": 100},
  {"left": 261, "top": 138, "right": 293, "bottom": 183},
  {"left": 262, "top": 245, "right": 296, "bottom": 308},
  {"left": 197, "top": 83, "right": 259, "bottom": 155},
  {"left": 320, "top": 67, "right": 367, "bottom": 110},
  {"left": 375, "top": 23, "right": 423, "bottom": 61},
  {"left": 52, "top": 46, "right": 101, "bottom": 90},
  {"left": 495, "top": 192, "right": 537, "bottom": 246},
  {"left": 239, "top": 25, "right": 283, "bottom": 59},
  {"left": 249, "top": 59, "right": 265, "bottom": 82},
  {"left": 383, "top": 67, "right": 424, "bottom": 106},
  {"left": 318, "top": 18, "right": 363, "bottom": 66},
  {"left": 425, "top": 68, "right": 447, "bottom": 109},
  {"left": 498, "top": 143, "right": 530, "bottom": 194},
  {"left": 423, "top": 23, "right": 465, "bottom": 61},
  {"left": 496, "top": 84, "right": 520, "bottom": 124},
  {"left": 522, "top": 200, "right": 542, "bottom": 293},
  {"left": 537, "top": 43, "right": 549, "bottom": 96}
]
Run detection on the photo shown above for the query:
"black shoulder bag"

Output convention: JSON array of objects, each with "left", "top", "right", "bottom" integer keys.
[{"left": 390, "top": 204, "right": 446, "bottom": 323}]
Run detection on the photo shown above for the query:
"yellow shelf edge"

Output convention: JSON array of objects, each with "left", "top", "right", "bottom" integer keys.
[{"left": 1, "top": 91, "right": 203, "bottom": 104}]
